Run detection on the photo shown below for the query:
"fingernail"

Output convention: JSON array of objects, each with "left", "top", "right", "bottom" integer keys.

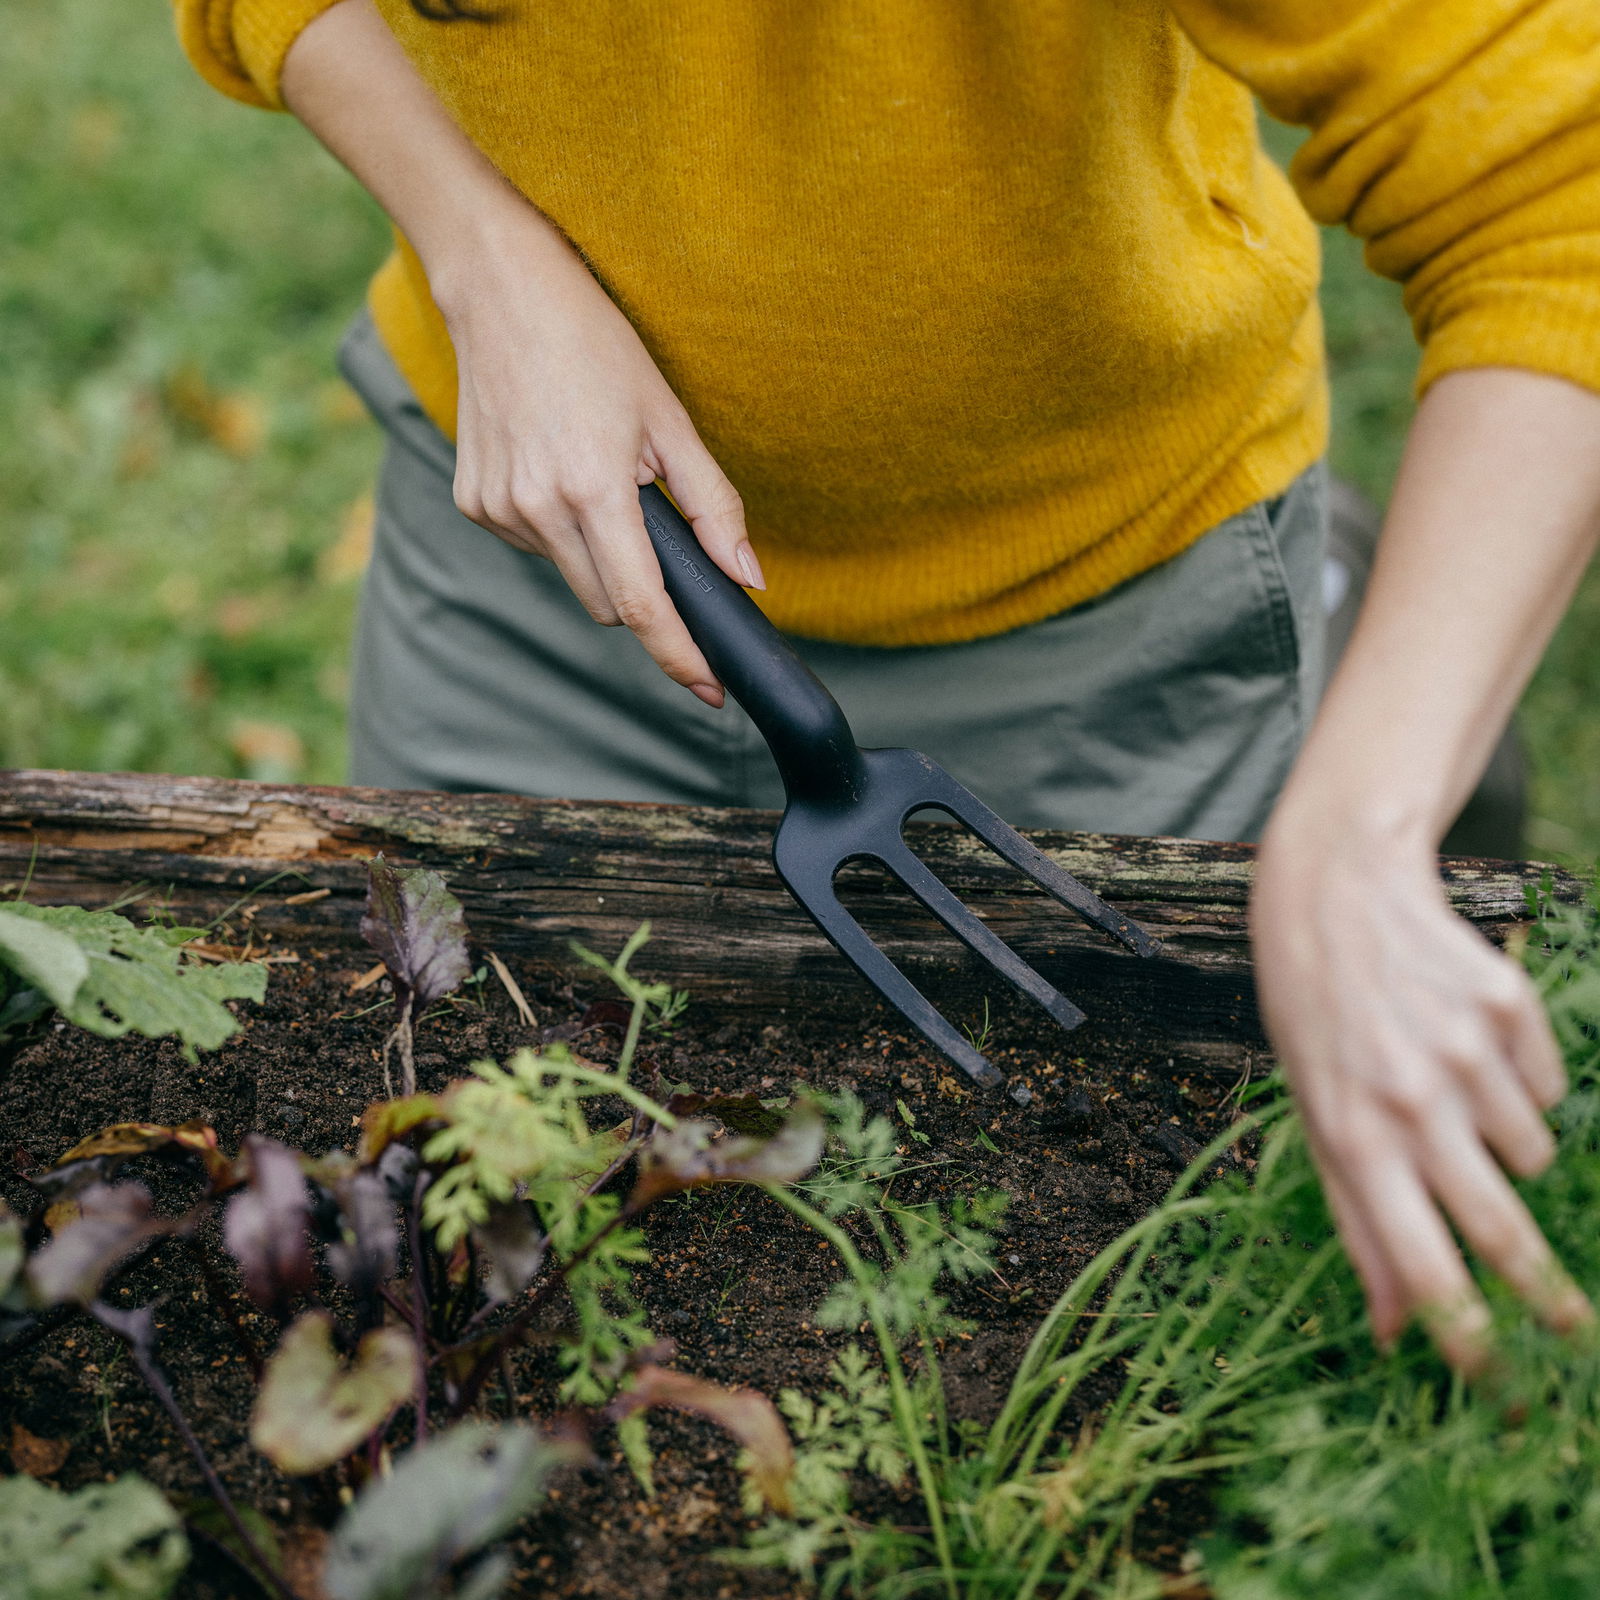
[
  {"left": 1559, "top": 1287, "right": 1595, "bottom": 1330},
  {"left": 690, "top": 682, "right": 725, "bottom": 709},
  {"left": 735, "top": 541, "right": 766, "bottom": 591}
]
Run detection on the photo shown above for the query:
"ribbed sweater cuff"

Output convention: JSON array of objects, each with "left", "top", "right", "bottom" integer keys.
[
  {"left": 1417, "top": 293, "right": 1600, "bottom": 403},
  {"left": 174, "top": 0, "right": 342, "bottom": 109}
]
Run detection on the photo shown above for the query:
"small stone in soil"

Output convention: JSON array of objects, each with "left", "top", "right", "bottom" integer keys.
[
  {"left": 1144, "top": 1123, "right": 1201, "bottom": 1170},
  {"left": 1044, "top": 1084, "right": 1100, "bottom": 1139}
]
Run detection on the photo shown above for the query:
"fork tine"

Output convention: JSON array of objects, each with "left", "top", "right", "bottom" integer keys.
[
  {"left": 919, "top": 772, "right": 1161, "bottom": 957},
  {"left": 778, "top": 862, "right": 1009, "bottom": 1091},
  {"left": 879, "top": 844, "right": 1086, "bottom": 1033}
]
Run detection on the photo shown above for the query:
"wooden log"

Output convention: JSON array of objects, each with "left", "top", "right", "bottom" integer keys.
[{"left": 0, "top": 769, "right": 1577, "bottom": 1068}]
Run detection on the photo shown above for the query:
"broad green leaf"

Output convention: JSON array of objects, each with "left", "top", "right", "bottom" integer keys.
[
  {"left": 251, "top": 1311, "right": 417, "bottom": 1475},
  {"left": 0, "top": 908, "right": 89, "bottom": 1010},
  {"left": 325, "top": 1422, "right": 581, "bottom": 1600},
  {"left": 0, "top": 903, "right": 265, "bottom": 1056},
  {"left": 62, "top": 953, "right": 264, "bottom": 1053},
  {"left": 0, "top": 1473, "right": 188, "bottom": 1600}
]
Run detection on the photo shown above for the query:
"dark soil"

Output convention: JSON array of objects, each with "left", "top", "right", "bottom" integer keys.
[{"left": 0, "top": 932, "right": 1258, "bottom": 1598}]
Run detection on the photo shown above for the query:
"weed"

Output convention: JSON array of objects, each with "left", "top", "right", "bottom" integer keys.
[
  {"left": 457, "top": 964, "right": 491, "bottom": 1010},
  {"left": 962, "top": 997, "right": 993, "bottom": 1057},
  {"left": 678, "top": 1185, "right": 740, "bottom": 1249},
  {"left": 645, "top": 985, "right": 691, "bottom": 1035},
  {"left": 92, "top": 1346, "right": 124, "bottom": 1450},
  {"left": 896, "top": 1098, "right": 931, "bottom": 1146},
  {"left": 737, "top": 885, "right": 1600, "bottom": 1598}
]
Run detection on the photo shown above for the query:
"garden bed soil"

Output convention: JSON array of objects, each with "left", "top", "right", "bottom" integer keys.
[{"left": 1, "top": 938, "right": 1258, "bottom": 1598}]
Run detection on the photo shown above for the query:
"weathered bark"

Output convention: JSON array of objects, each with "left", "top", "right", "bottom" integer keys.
[{"left": 0, "top": 769, "right": 1575, "bottom": 1068}]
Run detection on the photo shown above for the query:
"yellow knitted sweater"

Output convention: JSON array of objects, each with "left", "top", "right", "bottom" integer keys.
[{"left": 176, "top": 0, "right": 1600, "bottom": 647}]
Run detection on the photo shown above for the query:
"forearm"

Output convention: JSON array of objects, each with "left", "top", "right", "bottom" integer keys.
[
  {"left": 1269, "top": 367, "right": 1600, "bottom": 858},
  {"left": 1249, "top": 368, "right": 1600, "bottom": 1369},
  {"left": 279, "top": 0, "right": 754, "bottom": 696},
  {"left": 278, "top": 0, "right": 574, "bottom": 312}
]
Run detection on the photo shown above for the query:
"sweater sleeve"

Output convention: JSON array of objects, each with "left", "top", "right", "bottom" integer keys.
[
  {"left": 172, "top": 0, "right": 344, "bottom": 110},
  {"left": 1168, "top": 0, "right": 1600, "bottom": 399}
]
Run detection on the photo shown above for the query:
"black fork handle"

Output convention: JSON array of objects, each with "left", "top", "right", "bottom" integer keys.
[{"left": 639, "top": 483, "right": 866, "bottom": 805}]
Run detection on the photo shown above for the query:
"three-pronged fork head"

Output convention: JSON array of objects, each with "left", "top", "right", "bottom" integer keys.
[
  {"left": 638, "top": 481, "right": 1159, "bottom": 1097},
  {"left": 773, "top": 747, "right": 1160, "bottom": 1099}
]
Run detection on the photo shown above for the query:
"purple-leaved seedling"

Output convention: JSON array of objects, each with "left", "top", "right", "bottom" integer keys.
[
  {"left": 359, "top": 855, "right": 472, "bottom": 1098},
  {"left": 3, "top": 915, "right": 829, "bottom": 1600}
]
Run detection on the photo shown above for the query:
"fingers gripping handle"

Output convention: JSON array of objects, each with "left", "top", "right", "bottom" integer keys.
[{"left": 639, "top": 484, "right": 865, "bottom": 804}]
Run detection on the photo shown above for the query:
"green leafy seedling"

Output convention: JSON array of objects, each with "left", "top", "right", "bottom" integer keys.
[
  {"left": 896, "top": 1098, "right": 930, "bottom": 1146},
  {"left": 0, "top": 1474, "right": 189, "bottom": 1600},
  {"left": 324, "top": 1422, "right": 583, "bottom": 1600},
  {"left": 646, "top": 986, "right": 690, "bottom": 1035},
  {"left": 0, "top": 902, "right": 264, "bottom": 1064}
]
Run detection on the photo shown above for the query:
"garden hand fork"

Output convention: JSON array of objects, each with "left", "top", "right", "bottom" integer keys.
[{"left": 641, "top": 485, "right": 1160, "bottom": 1098}]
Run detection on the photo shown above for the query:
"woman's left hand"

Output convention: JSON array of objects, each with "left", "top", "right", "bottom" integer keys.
[{"left": 1251, "top": 812, "right": 1591, "bottom": 1373}]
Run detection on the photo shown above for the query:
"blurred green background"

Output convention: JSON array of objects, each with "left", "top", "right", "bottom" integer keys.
[{"left": 2, "top": 4, "right": 1596, "bottom": 862}]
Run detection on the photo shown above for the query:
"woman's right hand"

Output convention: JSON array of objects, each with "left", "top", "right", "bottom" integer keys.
[
  {"left": 281, "top": 0, "right": 759, "bottom": 707},
  {"left": 431, "top": 212, "right": 763, "bottom": 708}
]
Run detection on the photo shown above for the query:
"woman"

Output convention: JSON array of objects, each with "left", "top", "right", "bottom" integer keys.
[{"left": 176, "top": 0, "right": 1600, "bottom": 1370}]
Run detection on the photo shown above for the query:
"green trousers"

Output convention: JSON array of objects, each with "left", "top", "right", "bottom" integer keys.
[{"left": 340, "top": 312, "right": 1329, "bottom": 842}]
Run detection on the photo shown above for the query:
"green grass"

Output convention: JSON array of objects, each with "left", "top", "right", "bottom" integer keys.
[
  {"left": 0, "top": 2, "right": 386, "bottom": 785},
  {"left": 745, "top": 891, "right": 1600, "bottom": 1598},
  {"left": 0, "top": 10, "right": 1595, "bottom": 857}
]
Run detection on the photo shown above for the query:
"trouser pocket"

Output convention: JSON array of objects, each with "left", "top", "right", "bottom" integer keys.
[{"left": 979, "top": 461, "right": 1332, "bottom": 840}]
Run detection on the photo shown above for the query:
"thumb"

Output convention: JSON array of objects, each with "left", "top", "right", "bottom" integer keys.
[{"left": 645, "top": 424, "right": 765, "bottom": 592}]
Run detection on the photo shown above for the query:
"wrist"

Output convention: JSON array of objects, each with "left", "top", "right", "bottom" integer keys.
[
  {"left": 1261, "top": 706, "right": 1465, "bottom": 874},
  {"left": 1265, "top": 784, "right": 1438, "bottom": 858},
  {"left": 420, "top": 199, "right": 578, "bottom": 325},
  {"left": 1258, "top": 784, "right": 1442, "bottom": 904}
]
